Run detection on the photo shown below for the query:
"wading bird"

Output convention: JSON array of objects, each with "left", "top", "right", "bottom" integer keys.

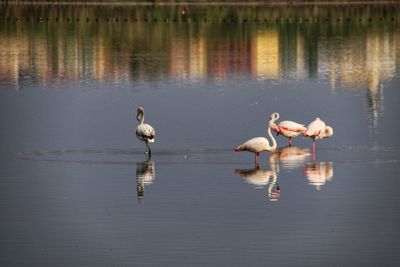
[
  {"left": 234, "top": 113, "right": 278, "bottom": 164},
  {"left": 136, "top": 107, "right": 155, "bottom": 158},
  {"left": 270, "top": 113, "right": 307, "bottom": 147},
  {"left": 303, "top": 117, "right": 333, "bottom": 154}
]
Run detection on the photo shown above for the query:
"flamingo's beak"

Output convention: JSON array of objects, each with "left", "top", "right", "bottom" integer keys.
[{"left": 272, "top": 127, "right": 280, "bottom": 135}]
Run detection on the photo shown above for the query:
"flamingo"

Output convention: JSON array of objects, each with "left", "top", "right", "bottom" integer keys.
[
  {"left": 303, "top": 117, "right": 333, "bottom": 154},
  {"left": 270, "top": 113, "right": 307, "bottom": 146},
  {"left": 234, "top": 113, "right": 278, "bottom": 163},
  {"left": 136, "top": 107, "right": 155, "bottom": 158}
]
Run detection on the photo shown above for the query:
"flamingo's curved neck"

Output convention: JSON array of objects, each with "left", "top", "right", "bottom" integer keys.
[
  {"left": 138, "top": 112, "right": 144, "bottom": 124},
  {"left": 267, "top": 125, "right": 277, "bottom": 150}
]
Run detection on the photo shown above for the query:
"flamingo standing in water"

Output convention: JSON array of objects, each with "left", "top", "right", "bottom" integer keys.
[
  {"left": 303, "top": 117, "right": 333, "bottom": 154},
  {"left": 234, "top": 113, "right": 278, "bottom": 164},
  {"left": 270, "top": 113, "right": 306, "bottom": 147},
  {"left": 136, "top": 107, "right": 156, "bottom": 158}
]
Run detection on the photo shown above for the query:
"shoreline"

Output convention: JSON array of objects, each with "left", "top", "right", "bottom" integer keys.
[{"left": 2, "top": 1, "right": 400, "bottom": 6}]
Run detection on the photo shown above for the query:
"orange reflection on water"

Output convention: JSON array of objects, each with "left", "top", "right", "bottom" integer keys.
[
  {"left": 253, "top": 30, "right": 280, "bottom": 79},
  {"left": 324, "top": 31, "right": 398, "bottom": 128},
  {"left": 170, "top": 37, "right": 207, "bottom": 81},
  {"left": 0, "top": 22, "right": 399, "bottom": 94}
]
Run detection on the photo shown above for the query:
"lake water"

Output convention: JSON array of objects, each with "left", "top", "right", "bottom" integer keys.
[{"left": 1, "top": 3, "right": 400, "bottom": 266}]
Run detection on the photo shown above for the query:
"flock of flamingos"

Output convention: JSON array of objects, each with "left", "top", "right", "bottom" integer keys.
[
  {"left": 135, "top": 106, "right": 334, "bottom": 200},
  {"left": 135, "top": 106, "right": 334, "bottom": 162}
]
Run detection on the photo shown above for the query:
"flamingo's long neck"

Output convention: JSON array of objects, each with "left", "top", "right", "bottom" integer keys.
[
  {"left": 138, "top": 112, "right": 144, "bottom": 124},
  {"left": 267, "top": 124, "right": 277, "bottom": 151}
]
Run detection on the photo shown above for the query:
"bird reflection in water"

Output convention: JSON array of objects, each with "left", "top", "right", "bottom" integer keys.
[
  {"left": 136, "top": 160, "right": 155, "bottom": 203},
  {"left": 269, "top": 146, "right": 311, "bottom": 170},
  {"left": 270, "top": 146, "right": 334, "bottom": 190},
  {"left": 235, "top": 164, "right": 280, "bottom": 202},
  {"left": 304, "top": 162, "right": 333, "bottom": 190}
]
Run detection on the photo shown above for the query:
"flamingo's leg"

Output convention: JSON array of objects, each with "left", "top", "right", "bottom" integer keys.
[
  {"left": 288, "top": 137, "right": 292, "bottom": 147},
  {"left": 145, "top": 142, "right": 152, "bottom": 159},
  {"left": 255, "top": 152, "right": 260, "bottom": 164},
  {"left": 312, "top": 139, "right": 316, "bottom": 161}
]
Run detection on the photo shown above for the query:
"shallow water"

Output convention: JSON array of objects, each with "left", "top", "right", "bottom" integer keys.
[{"left": 1, "top": 3, "right": 400, "bottom": 266}]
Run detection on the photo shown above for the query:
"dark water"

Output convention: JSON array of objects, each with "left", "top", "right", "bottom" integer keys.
[{"left": 1, "top": 3, "right": 400, "bottom": 266}]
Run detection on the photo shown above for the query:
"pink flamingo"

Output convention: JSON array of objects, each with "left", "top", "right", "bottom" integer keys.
[
  {"left": 234, "top": 113, "right": 278, "bottom": 164},
  {"left": 270, "top": 113, "right": 306, "bottom": 147},
  {"left": 303, "top": 117, "right": 333, "bottom": 155}
]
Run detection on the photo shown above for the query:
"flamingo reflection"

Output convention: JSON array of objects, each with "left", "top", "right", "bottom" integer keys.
[
  {"left": 235, "top": 165, "right": 280, "bottom": 201},
  {"left": 136, "top": 160, "right": 155, "bottom": 203},
  {"left": 304, "top": 162, "right": 333, "bottom": 190},
  {"left": 269, "top": 146, "right": 311, "bottom": 170}
]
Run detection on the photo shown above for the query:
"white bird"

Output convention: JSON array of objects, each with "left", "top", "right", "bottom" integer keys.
[
  {"left": 136, "top": 107, "right": 155, "bottom": 158},
  {"left": 303, "top": 117, "right": 333, "bottom": 154},
  {"left": 270, "top": 113, "right": 307, "bottom": 146},
  {"left": 234, "top": 113, "right": 278, "bottom": 163}
]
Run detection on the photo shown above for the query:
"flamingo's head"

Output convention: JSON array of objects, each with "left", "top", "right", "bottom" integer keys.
[
  {"left": 269, "top": 112, "right": 279, "bottom": 122},
  {"left": 269, "top": 113, "right": 280, "bottom": 134},
  {"left": 269, "top": 121, "right": 280, "bottom": 135}
]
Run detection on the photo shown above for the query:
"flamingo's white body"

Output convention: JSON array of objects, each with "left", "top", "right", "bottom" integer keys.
[
  {"left": 303, "top": 117, "right": 333, "bottom": 153},
  {"left": 270, "top": 113, "right": 306, "bottom": 146},
  {"left": 136, "top": 107, "right": 155, "bottom": 157},
  {"left": 234, "top": 113, "right": 278, "bottom": 163}
]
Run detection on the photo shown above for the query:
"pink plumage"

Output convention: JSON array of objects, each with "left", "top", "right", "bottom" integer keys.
[
  {"left": 304, "top": 117, "right": 326, "bottom": 139},
  {"left": 303, "top": 117, "right": 333, "bottom": 154},
  {"left": 270, "top": 113, "right": 306, "bottom": 146}
]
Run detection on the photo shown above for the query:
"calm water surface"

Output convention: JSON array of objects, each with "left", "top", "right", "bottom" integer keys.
[{"left": 1, "top": 4, "right": 400, "bottom": 266}]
